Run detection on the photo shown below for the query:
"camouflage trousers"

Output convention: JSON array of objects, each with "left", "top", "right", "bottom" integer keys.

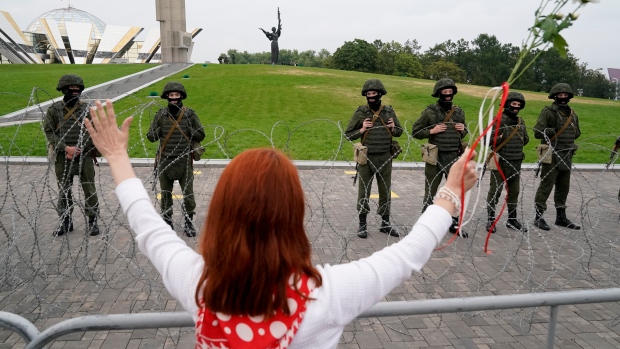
[
  {"left": 158, "top": 156, "right": 195, "bottom": 219},
  {"left": 422, "top": 151, "right": 459, "bottom": 212},
  {"left": 357, "top": 152, "right": 393, "bottom": 217},
  {"left": 487, "top": 160, "right": 522, "bottom": 213},
  {"left": 534, "top": 162, "right": 571, "bottom": 213},
  {"left": 54, "top": 153, "right": 99, "bottom": 218}
]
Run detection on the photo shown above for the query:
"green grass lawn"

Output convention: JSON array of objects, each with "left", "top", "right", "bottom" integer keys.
[
  {"left": 0, "top": 64, "right": 154, "bottom": 115},
  {"left": 1, "top": 64, "right": 619, "bottom": 163}
]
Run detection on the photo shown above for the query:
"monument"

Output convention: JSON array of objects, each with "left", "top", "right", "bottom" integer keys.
[
  {"left": 156, "top": 0, "right": 192, "bottom": 63},
  {"left": 259, "top": 8, "right": 282, "bottom": 65}
]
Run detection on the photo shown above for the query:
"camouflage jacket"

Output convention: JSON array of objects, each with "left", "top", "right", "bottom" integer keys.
[
  {"left": 489, "top": 113, "right": 529, "bottom": 162},
  {"left": 43, "top": 100, "right": 94, "bottom": 153},
  {"left": 533, "top": 102, "right": 580, "bottom": 152},
  {"left": 411, "top": 103, "right": 468, "bottom": 152},
  {"left": 147, "top": 106, "right": 205, "bottom": 160},
  {"left": 345, "top": 104, "right": 403, "bottom": 154}
]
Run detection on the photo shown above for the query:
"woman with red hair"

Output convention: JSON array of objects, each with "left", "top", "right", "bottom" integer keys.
[{"left": 86, "top": 100, "right": 477, "bottom": 349}]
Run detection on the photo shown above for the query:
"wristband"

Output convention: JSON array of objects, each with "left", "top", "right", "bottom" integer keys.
[{"left": 434, "top": 186, "right": 461, "bottom": 216}]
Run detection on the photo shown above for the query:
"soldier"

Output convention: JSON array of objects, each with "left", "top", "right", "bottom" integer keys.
[
  {"left": 533, "top": 83, "right": 581, "bottom": 230},
  {"left": 412, "top": 78, "right": 469, "bottom": 237},
  {"left": 43, "top": 74, "right": 99, "bottom": 236},
  {"left": 147, "top": 82, "right": 205, "bottom": 237},
  {"left": 345, "top": 79, "right": 403, "bottom": 239},
  {"left": 485, "top": 92, "right": 529, "bottom": 233}
]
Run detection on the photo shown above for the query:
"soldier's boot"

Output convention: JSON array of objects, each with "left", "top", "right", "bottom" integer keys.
[
  {"left": 555, "top": 208, "right": 581, "bottom": 230},
  {"left": 449, "top": 216, "right": 469, "bottom": 238},
  {"left": 533, "top": 210, "right": 550, "bottom": 231},
  {"left": 184, "top": 214, "right": 197, "bottom": 237},
  {"left": 163, "top": 215, "right": 174, "bottom": 230},
  {"left": 54, "top": 215, "right": 71, "bottom": 237},
  {"left": 486, "top": 209, "right": 496, "bottom": 234},
  {"left": 357, "top": 214, "right": 368, "bottom": 239},
  {"left": 88, "top": 216, "right": 100, "bottom": 236},
  {"left": 379, "top": 215, "right": 399, "bottom": 237},
  {"left": 506, "top": 210, "right": 527, "bottom": 232}
]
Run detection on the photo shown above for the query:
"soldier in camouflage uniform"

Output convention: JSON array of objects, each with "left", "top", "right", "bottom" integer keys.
[
  {"left": 412, "top": 78, "right": 469, "bottom": 238},
  {"left": 485, "top": 92, "right": 529, "bottom": 233},
  {"left": 43, "top": 74, "right": 99, "bottom": 237},
  {"left": 345, "top": 79, "right": 402, "bottom": 239},
  {"left": 533, "top": 83, "right": 581, "bottom": 231},
  {"left": 147, "top": 82, "right": 205, "bottom": 237}
]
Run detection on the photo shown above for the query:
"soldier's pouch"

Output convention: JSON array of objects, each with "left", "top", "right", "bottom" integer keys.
[
  {"left": 390, "top": 140, "right": 402, "bottom": 158},
  {"left": 421, "top": 143, "right": 438, "bottom": 165},
  {"left": 485, "top": 151, "right": 499, "bottom": 171},
  {"left": 536, "top": 144, "right": 553, "bottom": 164},
  {"left": 353, "top": 143, "right": 368, "bottom": 165}
]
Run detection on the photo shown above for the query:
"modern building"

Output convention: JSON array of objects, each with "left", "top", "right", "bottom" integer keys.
[{"left": 0, "top": 5, "right": 201, "bottom": 64}]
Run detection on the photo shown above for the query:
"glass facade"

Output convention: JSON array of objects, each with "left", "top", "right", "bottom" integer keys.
[{"left": 24, "top": 7, "right": 106, "bottom": 40}]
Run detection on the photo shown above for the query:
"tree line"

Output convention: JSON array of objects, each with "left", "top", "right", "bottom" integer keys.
[{"left": 218, "top": 33, "right": 614, "bottom": 99}]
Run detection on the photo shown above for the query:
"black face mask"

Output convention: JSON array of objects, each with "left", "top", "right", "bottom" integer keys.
[
  {"left": 439, "top": 93, "right": 454, "bottom": 102},
  {"left": 437, "top": 94, "right": 453, "bottom": 111},
  {"left": 366, "top": 93, "right": 382, "bottom": 111},
  {"left": 167, "top": 98, "right": 183, "bottom": 113},
  {"left": 554, "top": 96, "right": 571, "bottom": 106},
  {"left": 62, "top": 88, "right": 81, "bottom": 107},
  {"left": 504, "top": 107, "right": 519, "bottom": 119}
]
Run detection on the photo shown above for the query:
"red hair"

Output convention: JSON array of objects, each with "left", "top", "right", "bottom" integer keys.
[{"left": 195, "top": 148, "right": 322, "bottom": 317}]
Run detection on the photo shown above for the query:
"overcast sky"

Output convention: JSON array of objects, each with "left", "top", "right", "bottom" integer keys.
[{"left": 4, "top": 0, "right": 618, "bottom": 75}]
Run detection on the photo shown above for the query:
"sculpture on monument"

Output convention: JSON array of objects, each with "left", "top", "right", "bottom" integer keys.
[{"left": 259, "top": 8, "right": 282, "bottom": 65}]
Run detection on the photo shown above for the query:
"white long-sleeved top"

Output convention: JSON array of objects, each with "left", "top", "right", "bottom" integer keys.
[{"left": 116, "top": 177, "right": 452, "bottom": 349}]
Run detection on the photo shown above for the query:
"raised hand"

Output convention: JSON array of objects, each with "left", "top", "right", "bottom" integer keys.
[
  {"left": 84, "top": 100, "right": 132, "bottom": 159},
  {"left": 84, "top": 99, "right": 136, "bottom": 185}
]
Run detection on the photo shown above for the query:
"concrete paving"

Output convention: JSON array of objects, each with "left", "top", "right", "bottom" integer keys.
[
  {"left": 0, "top": 63, "right": 193, "bottom": 125},
  {"left": 1, "top": 159, "right": 619, "bottom": 348}
]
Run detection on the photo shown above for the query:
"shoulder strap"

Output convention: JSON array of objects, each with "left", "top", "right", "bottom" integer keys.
[
  {"left": 157, "top": 108, "right": 186, "bottom": 162},
  {"left": 56, "top": 102, "right": 83, "bottom": 130},
  {"left": 377, "top": 114, "right": 393, "bottom": 138},
  {"left": 492, "top": 118, "right": 522, "bottom": 152},
  {"left": 442, "top": 106, "right": 458, "bottom": 123},
  {"left": 360, "top": 105, "right": 384, "bottom": 145},
  {"left": 170, "top": 109, "right": 192, "bottom": 143},
  {"left": 549, "top": 109, "right": 573, "bottom": 142},
  {"left": 441, "top": 106, "right": 462, "bottom": 139}
]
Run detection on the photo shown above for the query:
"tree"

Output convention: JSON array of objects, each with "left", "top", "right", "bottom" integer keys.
[
  {"left": 577, "top": 64, "right": 614, "bottom": 99},
  {"left": 404, "top": 39, "right": 421, "bottom": 56},
  {"left": 469, "top": 34, "right": 517, "bottom": 87},
  {"left": 425, "top": 60, "right": 466, "bottom": 82},
  {"left": 529, "top": 48, "right": 581, "bottom": 92},
  {"left": 394, "top": 53, "right": 423, "bottom": 78},
  {"left": 331, "top": 39, "right": 379, "bottom": 73}
]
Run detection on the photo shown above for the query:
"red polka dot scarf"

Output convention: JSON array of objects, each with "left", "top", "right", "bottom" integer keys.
[{"left": 195, "top": 274, "right": 314, "bottom": 349}]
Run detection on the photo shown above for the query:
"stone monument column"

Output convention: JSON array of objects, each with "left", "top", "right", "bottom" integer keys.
[{"left": 156, "top": 0, "right": 189, "bottom": 63}]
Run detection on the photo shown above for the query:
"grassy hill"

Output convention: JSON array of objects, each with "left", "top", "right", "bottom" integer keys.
[
  {"left": 1, "top": 64, "right": 619, "bottom": 163},
  {"left": 0, "top": 64, "right": 154, "bottom": 116}
]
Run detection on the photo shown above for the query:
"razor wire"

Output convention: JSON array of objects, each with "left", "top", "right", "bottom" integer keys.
[{"left": 1, "top": 91, "right": 620, "bottom": 347}]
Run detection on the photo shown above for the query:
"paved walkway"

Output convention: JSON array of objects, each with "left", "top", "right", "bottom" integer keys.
[{"left": 1, "top": 160, "right": 619, "bottom": 348}]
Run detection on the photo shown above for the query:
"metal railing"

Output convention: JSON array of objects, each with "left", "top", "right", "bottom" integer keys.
[{"left": 1, "top": 288, "right": 619, "bottom": 349}]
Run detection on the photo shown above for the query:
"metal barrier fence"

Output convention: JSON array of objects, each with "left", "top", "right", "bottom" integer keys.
[{"left": 1, "top": 288, "right": 619, "bottom": 349}]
